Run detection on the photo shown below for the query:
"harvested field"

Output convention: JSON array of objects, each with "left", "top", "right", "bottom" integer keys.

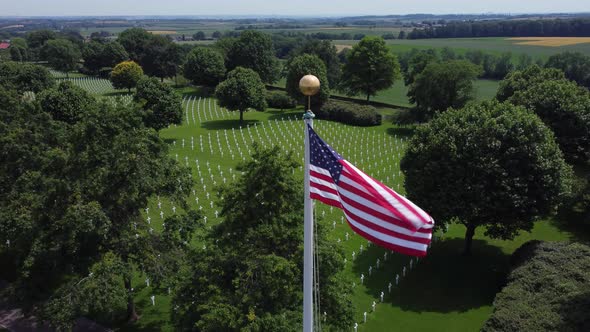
[
  {"left": 508, "top": 37, "right": 590, "bottom": 47},
  {"left": 147, "top": 30, "right": 177, "bottom": 35},
  {"left": 335, "top": 44, "right": 352, "bottom": 52}
]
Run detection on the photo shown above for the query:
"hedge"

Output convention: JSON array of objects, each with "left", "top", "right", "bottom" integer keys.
[{"left": 316, "top": 100, "right": 381, "bottom": 126}]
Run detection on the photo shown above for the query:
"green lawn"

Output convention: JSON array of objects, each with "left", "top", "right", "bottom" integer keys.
[{"left": 86, "top": 87, "right": 575, "bottom": 332}]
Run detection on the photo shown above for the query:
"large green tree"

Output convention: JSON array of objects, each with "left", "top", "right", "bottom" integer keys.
[
  {"left": 292, "top": 39, "right": 341, "bottom": 87},
  {"left": 117, "top": 28, "right": 152, "bottom": 62},
  {"left": 0, "top": 61, "right": 53, "bottom": 93},
  {"left": 285, "top": 54, "right": 330, "bottom": 110},
  {"left": 42, "top": 39, "right": 81, "bottom": 76},
  {"left": 545, "top": 51, "right": 590, "bottom": 89},
  {"left": 172, "top": 144, "right": 354, "bottom": 331},
  {"left": 0, "top": 88, "right": 197, "bottom": 329},
  {"left": 340, "top": 36, "right": 400, "bottom": 102},
  {"left": 183, "top": 47, "right": 226, "bottom": 87},
  {"left": 134, "top": 76, "right": 183, "bottom": 130},
  {"left": 495, "top": 64, "right": 565, "bottom": 102},
  {"left": 215, "top": 67, "right": 267, "bottom": 124},
  {"left": 226, "top": 30, "right": 280, "bottom": 84},
  {"left": 141, "top": 35, "right": 181, "bottom": 81},
  {"left": 110, "top": 60, "right": 144, "bottom": 92},
  {"left": 408, "top": 60, "right": 481, "bottom": 119},
  {"left": 401, "top": 101, "right": 572, "bottom": 255},
  {"left": 37, "top": 81, "right": 96, "bottom": 124}
]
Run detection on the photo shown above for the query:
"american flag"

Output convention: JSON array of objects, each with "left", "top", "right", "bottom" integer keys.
[{"left": 308, "top": 124, "right": 434, "bottom": 257}]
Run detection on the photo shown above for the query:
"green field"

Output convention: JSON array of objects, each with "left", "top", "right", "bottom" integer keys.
[{"left": 335, "top": 37, "right": 590, "bottom": 60}]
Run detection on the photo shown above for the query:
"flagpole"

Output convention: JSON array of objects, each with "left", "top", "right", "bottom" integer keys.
[{"left": 300, "top": 75, "right": 320, "bottom": 332}]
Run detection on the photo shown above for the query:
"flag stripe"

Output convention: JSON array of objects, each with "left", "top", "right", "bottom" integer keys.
[{"left": 347, "top": 220, "right": 429, "bottom": 257}]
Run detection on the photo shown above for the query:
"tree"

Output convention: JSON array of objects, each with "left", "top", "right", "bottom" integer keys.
[
  {"left": 402, "top": 49, "right": 439, "bottom": 85},
  {"left": 42, "top": 39, "right": 81, "bottom": 76},
  {"left": 141, "top": 35, "right": 181, "bottom": 81},
  {"left": 134, "top": 76, "right": 183, "bottom": 130},
  {"left": 506, "top": 76, "right": 590, "bottom": 165},
  {"left": 172, "top": 144, "right": 354, "bottom": 331},
  {"left": 226, "top": 30, "right": 280, "bottom": 84},
  {"left": 82, "top": 41, "right": 105, "bottom": 73},
  {"left": 37, "top": 81, "right": 95, "bottom": 124},
  {"left": 110, "top": 61, "right": 144, "bottom": 92},
  {"left": 285, "top": 54, "right": 330, "bottom": 110},
  {"left": 292, "top": 39, "right": 341, "bottom": 87},
  {"left": 0, "top": 61, "right": 54, "bottom": 93},
  {"left": 117, "top": 28, "right": 152, "bottom": 62},
  {"left": 183, "top": 47, "right": 226, "bottom": 87},
  {"left": 545, "top": 51, "right": 590, "bottom": 89},
  {"left": 9, "top": 46, "right": 26, "bottom": 62},
  {"left": 215, "top": 67, "right": 267, "bottom": 124},
  {"left": 0, "top": 92, "right": 196, "bottom": 328},
  {"left": 340, "top": 36, "right": 400, "bottom": 102},
  {"left": 212, "top": 31, "right": 222, "bottom": 39},
  {"left": 496, "top": 65, "right": 565, "bottom": 102},
  {"left": 401, "top": 101, "right": 572, "bottom": 255},
  {"left": 26, "top": 29, "right": 56, "bottom": 59},
  {"left": 482, "top": 241, "right": 590, "bottom": 332},
  {"left": 193, "top": 31, "right": 206, "bottom": 40},
  {"left": 407, "top": 60, "right": 481, "bottom": 119},
  {"left": 101, "top": 41, "right": 129, "bottom": 68}
]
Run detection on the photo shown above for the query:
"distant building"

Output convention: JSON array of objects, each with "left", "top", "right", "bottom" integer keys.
[{"left": 0, "top": 42, "right": 10, "bottom": 49}]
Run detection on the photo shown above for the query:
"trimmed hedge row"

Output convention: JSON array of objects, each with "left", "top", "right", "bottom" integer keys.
[
  {"left": 316, "top": 100, "right": 381, "bottom": 126},
  {"left": 266, "top": 91, "right": 296, "bottom": 110}
]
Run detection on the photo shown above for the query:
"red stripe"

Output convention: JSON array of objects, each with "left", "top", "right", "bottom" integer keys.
[
  {"left": 342, "top": 207, "right": 431, "bottom": 245},
  {"left": 347, "top": 221, "right": 428, "bottom": 257},
  {"left": 375, "top": 179, "right": 432, "bottom": 224},
  {"left": 310, "top": 170, "right": 334, "bottom": 184},
  {"left": 310, "top": 181, "right": 339, "bottom": 196},
  {"left": 310, "top": 193, "right": 342, "bottom": 208}
]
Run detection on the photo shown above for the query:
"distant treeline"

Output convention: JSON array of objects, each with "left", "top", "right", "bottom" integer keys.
[{"left": 407, "top": 18, "right": 590, "bottom": 39}]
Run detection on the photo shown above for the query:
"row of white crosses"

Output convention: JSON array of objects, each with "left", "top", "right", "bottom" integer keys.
[
  {"left": 183, "top": 96, "right": 234, "bottom": 126},
  {"left": 58, "top": 77, "right": 120, "bottom": 95}
]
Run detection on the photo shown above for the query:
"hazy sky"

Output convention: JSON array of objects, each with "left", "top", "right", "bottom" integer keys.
[{"left": 2, "top": 0, "right": 588, "bottom": 17}]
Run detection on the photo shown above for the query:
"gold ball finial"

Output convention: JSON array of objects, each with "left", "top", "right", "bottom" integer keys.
[{"left": 299, "top": 74, "right": 320, "bottom": 96}]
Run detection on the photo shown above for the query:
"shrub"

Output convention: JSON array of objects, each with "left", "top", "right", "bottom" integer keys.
[
  {"left": 266, "top": 91, "right": 296, "bottom": 110},
  {"left": 316, "top": 100, "right": 381, "bottom": 126}
]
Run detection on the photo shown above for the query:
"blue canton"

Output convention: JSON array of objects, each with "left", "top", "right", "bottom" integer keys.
[{"left": 308, "top": 124, "right": 344, "bottom": 183}]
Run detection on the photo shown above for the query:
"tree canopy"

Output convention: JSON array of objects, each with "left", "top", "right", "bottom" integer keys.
[
  {"left": 401, "top": 101, "right": 572, "bottom": 255},
  {"left": 42, "top": 39, "right": 81, "bottom": 76},
  {"left": 110, "top": 60, "right": 144, "bottom": 92},
  {"left": 215, "top": 67, "right": 267, "bottom": 124},
  {"left": 285, "top": 54, "right": 330, "bottom": 110},
  {"left": 0, "top": 61, "right": 53, "bottom": 93},
  {"left": 134, "top": 76, "right": 183, "bottom": 131},
  {"left": 407, "top": 60, "right": 481, "bottom": 119},
  {"left": 340, "top": 36, "right": 400, "bottom": 102},
  {"left": 37, "top": 81, "right": 96, "bottom": 124},
  {"left": 226, "top": 30, "right": 280, "bottom": 84},
  {"left": 291, "top": 39, "right": 341, "bottom": 87},
  {"left": 183, "top": 47, "right": 226, "bottom": 87},
  {"left": 482, "top": 241, "right": 590, "bottom": 332},
  {"left": 172, "top": 144, "right": 353, "bottom": 331},
  {"left": 545, "top": 51, "right": 590, "bottom": 89}
]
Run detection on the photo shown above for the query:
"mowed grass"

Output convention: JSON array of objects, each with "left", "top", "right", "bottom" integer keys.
[{"left": 94, "top": 86, "right": 577, "bottom": 332}]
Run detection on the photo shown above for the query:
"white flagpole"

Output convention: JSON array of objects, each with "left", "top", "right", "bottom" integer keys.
[
  {"left": 300, "top": 74, "right": 320, "bottom": 332},
  {"left": 303, "top": 113, "right": 314, "bottom": 332}
]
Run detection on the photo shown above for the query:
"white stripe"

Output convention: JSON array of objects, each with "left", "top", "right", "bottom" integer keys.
[
  {"left": 339, "top": 174, "right": 398, "bottom": 218},
  {"left": 310, "top": 176, "right": 337, "bottom": 191},
  {"left": 309, "top": 164, "right": 332, "bottom": 177},
  {"left": 310, "top": 187, "right": 340, "bottom": 202},
  {"left": 345, "top": 212, "right": 428, "bottom": 252},
  {"left": 343, "top": 160, "right": 428, "bottom": 230}
]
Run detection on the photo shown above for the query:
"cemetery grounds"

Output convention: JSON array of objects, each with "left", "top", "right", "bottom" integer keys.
[{"left": 53, "top": 72, "right": 578, "bottom": 331}]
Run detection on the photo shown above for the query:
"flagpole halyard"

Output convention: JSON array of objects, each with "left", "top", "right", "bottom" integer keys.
[{"left": 300, "top": 74, "right": 320, "bottom": 332}]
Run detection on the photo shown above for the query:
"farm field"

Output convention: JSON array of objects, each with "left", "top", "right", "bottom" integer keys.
[
  {"left": 334, "top": 37, "right": 590, "bottom": 60},
  {"left": 54, "top": 81, "right": 570, "bottom": 331}
]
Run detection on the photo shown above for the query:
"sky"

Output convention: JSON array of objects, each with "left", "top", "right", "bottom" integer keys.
[{"left": 1, "top": 0, "right": 588, "bottom": 17}]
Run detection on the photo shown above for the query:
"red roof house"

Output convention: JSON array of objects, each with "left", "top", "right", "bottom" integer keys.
[{"left": 0, "top": 42, "right": 10, "bottom": 49}]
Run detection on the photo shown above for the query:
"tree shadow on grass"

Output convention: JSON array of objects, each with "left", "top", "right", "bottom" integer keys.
[
  {"left": 386, "top": 126, "right": 415, "bottom": 139},
  {"left": 267, "top": 109, "right": 303, "bottom": 121},
  {"left": 353, "top": 237, "right": 509, "bottom": 313},
  {"left": 200, "top": 119, "right": 260, "bottom": 131}
]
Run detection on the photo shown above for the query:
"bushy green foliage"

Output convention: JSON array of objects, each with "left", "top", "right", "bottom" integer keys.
[
  {"left": 340, "top": 36, "right": 400, "bottom": 102},
  {"left": 482, "top": 241, "right": 590, "bottom": 332},
  {"left": 495, "top": 65, "right": 565, "bottom": 102},
  {"left": 172, "top": 144, "right": 354, "bottom": 331},
  {"left": 215, "top": 67, "right": 267, "bottom": 123},
  {"left": 266, "top": 90, "right": 296, "bottom": 110},
  {"left": 0, "top": 61, "right": 53, "bottom": 93},
  {"left": 110, "top": 60, "right": 143, "bottom": 91},
  {"left": 41, "top": 39, "right": 81, "bottom": 75},
  {"left": 183, "top": 47, "right": 226, "bottom": 87},
  {"left": 316, "top": 99, "right": 382, "bottom": 126},
  {"left": 226, "top": 30, "right": 280, "bottom": 84},
  {"left": 117, "top": 28, "right": 152, "bottom": 62},
  {"left": 141, "top": 35, "right": 181, "bottom": 81},
  {"left": 291, "top": 39, "right": 341, "bottom": 87},
  {"left": 134, "top": 76, "right": 183, "bottom": 130},
  {"left": 408, "top": 60, "right": 481, "bottom": 119},
  {"left": 37, "top": 81, "right": 95, "bottom": 124},
  {"left": 285, "top": 54, "right": 330, "bottom": 110},
  {"left": 401, "top": 101, "right": 572, "bottom": 254},
  {"left": 82, "top": 41, "right": 128, "bottom": 74},
  {"left": 545, "top": 51, "right": 590, "bottom": 89}
]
